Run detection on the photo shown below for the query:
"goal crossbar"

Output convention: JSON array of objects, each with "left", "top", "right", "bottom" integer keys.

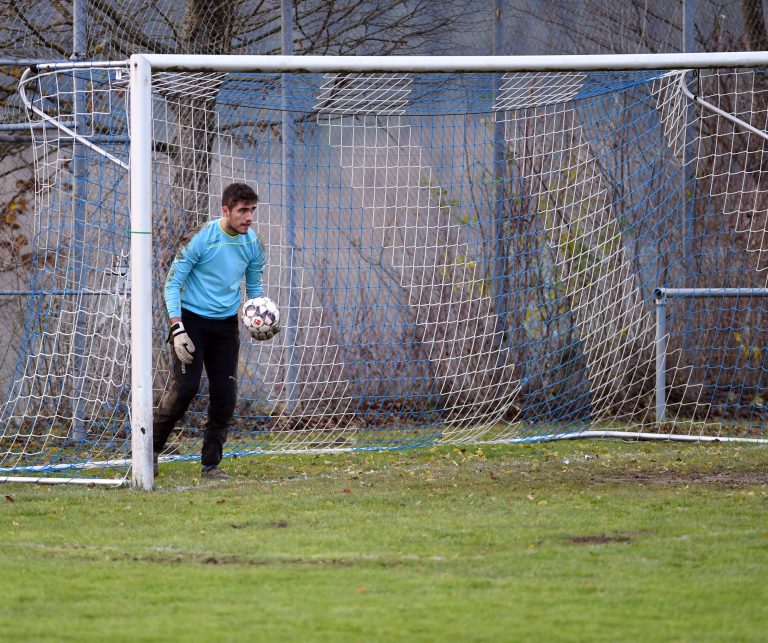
[{"left": 29, "top": 51, "right": 768, "bottom": 74}]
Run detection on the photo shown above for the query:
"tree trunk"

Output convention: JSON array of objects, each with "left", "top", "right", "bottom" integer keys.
[{"left": 741, "top": 0, "right": 768, "bottom": 51}]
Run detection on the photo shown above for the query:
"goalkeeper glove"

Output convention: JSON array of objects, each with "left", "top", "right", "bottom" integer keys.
[
  {"left": 168, "top": 321, "right": 195, "bottom": 365},
  {"left": 248, "top": 324, "right": 280, "bottom": 341}
]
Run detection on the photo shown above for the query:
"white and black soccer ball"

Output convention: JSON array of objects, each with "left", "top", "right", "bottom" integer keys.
[{"left": 242, "top": 296, "right": 280, "bottom": 341}]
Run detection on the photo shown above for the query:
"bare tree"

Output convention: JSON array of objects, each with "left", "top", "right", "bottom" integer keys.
[{"left": 741, "top": 0, "right": 768, "bottom": 50}]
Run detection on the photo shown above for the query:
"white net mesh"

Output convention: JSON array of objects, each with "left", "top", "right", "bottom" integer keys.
[{"left": 4, "top": 62, "right": 768, "bottom": 481}]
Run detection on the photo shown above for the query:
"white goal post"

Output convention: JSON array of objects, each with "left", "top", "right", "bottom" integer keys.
[
  {"left": 6, "top": 52, "right": 768, "bottom": 489},
  {"left": 130, "top": 55, "right": 154, "bottom": 490}
]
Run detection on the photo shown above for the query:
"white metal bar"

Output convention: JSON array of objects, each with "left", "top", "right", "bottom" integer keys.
[
  {"left": 129, "top": 54, "right": 155, "bottom": 491},
  {"left": 653, "top": 286, "right": 768, "bottom": 427},
  {"left": 541, "top": 430, "right": 768, "bottom": 444},
  {"left": 680, "top": 75, "right": 768, "bottom": 142},
  {"left": 18, "top": 67, "right": 130, "bottom": 170},
  {"left": 33, "top": 60, "right": 129, "bottom": 70},
  {"left": 0, "top": 477, "right": 127, "bottom": 486},
  {"left": 655, "top": 287, "right": 768, "bottom": 298},
  {"left": 134, "top": 52, "right": 768, "bottom": 73},
  {"left": 1, "top": 455, "right": 134, "bottom": 473},
  {"left": 655, "top": 295, "right": 668, "bottom": 423}
]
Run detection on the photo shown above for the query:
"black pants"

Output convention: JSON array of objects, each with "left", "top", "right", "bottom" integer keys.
[{"left": 153, "top": 309, "right": 240, "bottom": 468}]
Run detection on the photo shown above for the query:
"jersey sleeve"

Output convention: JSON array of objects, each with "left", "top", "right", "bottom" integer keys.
[
  {"left": 245, "top": 234, "right": 267, "bottom": 300},
  {"left": 164, "top": 227, "right": 206, "bottom": 318}
]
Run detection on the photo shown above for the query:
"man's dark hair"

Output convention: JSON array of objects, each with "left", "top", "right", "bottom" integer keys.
[{"left": 222, "top": 183, "right": 258, "bottom": 210}]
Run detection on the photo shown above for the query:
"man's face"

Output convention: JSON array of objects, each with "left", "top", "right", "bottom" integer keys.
[{"left": 221, "top": 200, "right": 257, "bottom": 235}]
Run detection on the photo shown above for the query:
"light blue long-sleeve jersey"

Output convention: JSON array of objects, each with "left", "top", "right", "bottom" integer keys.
[{"left": 164, "top": 218, "right": 266, "bottom": 319}]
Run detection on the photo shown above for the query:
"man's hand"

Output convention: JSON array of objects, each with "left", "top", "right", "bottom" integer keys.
[
  {"left": 169, "top": 321, "right": 195, "bottom": 365},
  {"left": 253, "top": 324, "right": 280, "bottom": 341}
]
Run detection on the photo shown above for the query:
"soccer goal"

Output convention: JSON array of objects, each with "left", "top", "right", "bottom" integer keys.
[{"left": 4, "top": 52, "right": 768, "bottom": 489}]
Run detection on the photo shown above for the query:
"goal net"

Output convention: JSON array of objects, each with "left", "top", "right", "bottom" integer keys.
[{"left": 4, "top": 54, "right": 768, "bottom": 485}]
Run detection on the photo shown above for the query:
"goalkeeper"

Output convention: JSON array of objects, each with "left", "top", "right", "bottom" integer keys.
[{"left": 152, "top": 182, "right": 274, "bottom": 480}]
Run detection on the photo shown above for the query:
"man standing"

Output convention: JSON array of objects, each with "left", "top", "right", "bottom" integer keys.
[{"left": 153, "top": 183, "right": 270, "bottom": 480}]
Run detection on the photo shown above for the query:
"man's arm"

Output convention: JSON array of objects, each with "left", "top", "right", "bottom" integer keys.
[
  {"left": 164, "top": 232, "right": 203, "bottom": 318},
  {"left": 245, "top": 235, "right": 267, "bottom": 300},
  {"left": 163, "top": 230, "right": 203, "bottom": 365}
]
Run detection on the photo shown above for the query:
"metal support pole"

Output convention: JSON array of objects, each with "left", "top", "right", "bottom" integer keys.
[
  {"left": 72, "top": 0, "right": 86, "bottom": 59},
  {"left": 70, "top": 0, "right": 88, "bottom": 442},
  {"left": 681, "top": 78, "right": 696, "bottom": 266},
  {"left": 680, "top": 0, "right": 698, "bottom": 362},
  {"left": 0, "top": 122, "right": 74, "bottom": 131},
  {"left": 281, "top": 0, "right": 299, "bottom": 411},
  {"left": 129, "top": 55, "right": 155, "bottom": 491},
  {"left": 682, "top": 0, "right": 696, "bottom": 55},
  {"left": 492, "top": 0, "right": 508, "bottom": 346},
  {"left": 0, "top": 58, "right": 54, "bottom": 66}
]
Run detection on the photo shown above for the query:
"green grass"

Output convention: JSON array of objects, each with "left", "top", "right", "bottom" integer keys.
[{"left": 2, "top": 441, "right": 768, "bottom": 642}]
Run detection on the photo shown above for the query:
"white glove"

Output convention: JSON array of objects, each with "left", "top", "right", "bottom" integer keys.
[{"left": 169, "top": 321, "right": 195, "bottom": 365}]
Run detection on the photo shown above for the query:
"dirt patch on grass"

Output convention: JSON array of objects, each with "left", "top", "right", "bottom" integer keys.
[
  {"left": 127, "top": 552, "right": 353, "bottom": 567},
  {"left": 567, "top": 534, "right": 628, "bottom": 545},
  {"left": 564, "top": 530, "right": 653, "bottom": 545},
  {"left": 593, "top": 470, "right": 768, "bottom": 486}
]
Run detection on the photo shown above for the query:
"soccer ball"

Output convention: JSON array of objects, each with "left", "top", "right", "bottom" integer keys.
[{"left": 242, "top": 296, "right": 280, "bottom": 341}]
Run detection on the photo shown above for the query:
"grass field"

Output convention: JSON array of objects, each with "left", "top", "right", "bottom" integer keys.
[{"left": 2, "top": 440, "right": 767, "bottom": 642}]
